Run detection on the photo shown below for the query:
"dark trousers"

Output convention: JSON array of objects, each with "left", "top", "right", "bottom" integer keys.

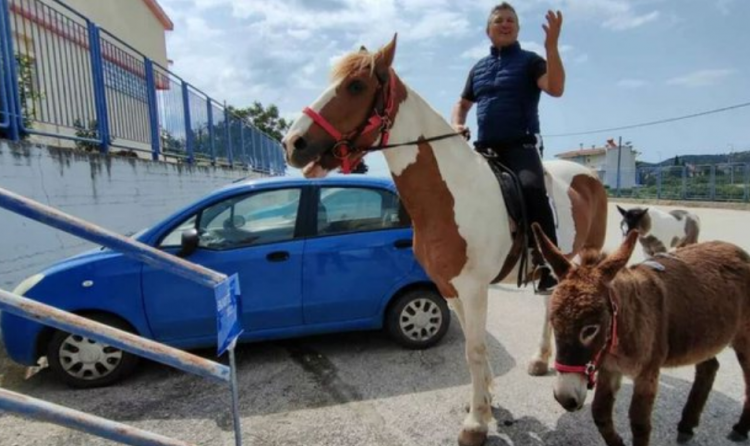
[{"left": 480, "top": 140, "right": 559, "bottom": 252}]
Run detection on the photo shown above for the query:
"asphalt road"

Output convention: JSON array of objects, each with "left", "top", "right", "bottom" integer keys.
[{"left": 1, "top": 202, "right": 750, "bottom": 446}]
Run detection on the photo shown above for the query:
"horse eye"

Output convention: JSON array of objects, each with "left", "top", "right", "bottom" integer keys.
[{"left": 348, "top": 80, "right": 365, "bottom": 94}]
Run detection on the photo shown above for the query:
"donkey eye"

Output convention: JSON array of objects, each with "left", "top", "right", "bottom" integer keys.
[
  {"left": 579, "top": 325, "right": 600, "bottom": 345},
  {"left": 347, "top": 80, "right": 366, "bottom": 94}
]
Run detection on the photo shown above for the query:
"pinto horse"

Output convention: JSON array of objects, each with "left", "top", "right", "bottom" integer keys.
[
  {"left": 533, "top": 224, "right": 750, "bottom": 446},
  {"left": 282, "top": 35, "right": 607, "bottom": 446}
]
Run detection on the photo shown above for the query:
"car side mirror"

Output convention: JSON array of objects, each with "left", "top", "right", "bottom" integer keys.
[{"left": 177, "top": 228, "right": 200, "bottom": 258}]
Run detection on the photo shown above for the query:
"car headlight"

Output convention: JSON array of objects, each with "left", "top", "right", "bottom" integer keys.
[{"left": 12, "top": 273, "right": 45, "bottom": 296}]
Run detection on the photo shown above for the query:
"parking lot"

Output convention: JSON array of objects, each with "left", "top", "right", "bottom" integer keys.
[{"left": 2, "top": 202, "right": 750, "bottom": 446}]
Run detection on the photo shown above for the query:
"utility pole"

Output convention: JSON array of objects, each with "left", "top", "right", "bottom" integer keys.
[{"left": 616, "top": 136, "right": 622, "bottom": 197}]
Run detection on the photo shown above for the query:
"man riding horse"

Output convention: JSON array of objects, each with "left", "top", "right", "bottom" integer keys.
[{"left": 451, "top": 3, "right": 565, "bottom": 293}]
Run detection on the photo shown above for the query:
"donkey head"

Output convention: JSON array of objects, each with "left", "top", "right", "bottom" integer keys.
[
  {"left": 617, "top": 205, "right": 650, "bottom": 236},
  {"left": 532, "top": 223, "right": 639, "bottom": 411}
]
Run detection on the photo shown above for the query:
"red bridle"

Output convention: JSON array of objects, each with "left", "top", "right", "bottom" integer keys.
[
  {"left": 302, "top": 69, "right": 397, "bottom": 174},
  {"left": 554, "top": 287, "right": 619, "bottom": 390}
]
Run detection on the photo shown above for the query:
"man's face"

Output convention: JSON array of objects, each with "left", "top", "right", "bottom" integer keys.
[{"left": 487, "top": 9, "right": 519, "bottom": 48}]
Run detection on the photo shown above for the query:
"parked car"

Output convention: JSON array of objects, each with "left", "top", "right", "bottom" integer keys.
[{"left": 2, "top": 176, "right": 449, "bottom": 388}]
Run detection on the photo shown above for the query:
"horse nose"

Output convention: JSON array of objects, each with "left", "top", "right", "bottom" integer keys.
[{"left": 293, "top": 136, "right": 307, "bottom": 151}]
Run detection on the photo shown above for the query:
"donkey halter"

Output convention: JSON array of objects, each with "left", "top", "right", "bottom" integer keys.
[
  {"left": 301, "top": 68, "right": 464, "bottom": 174},
  {"left": 553, "top": 287, "right": 620, "bottom": 390}
]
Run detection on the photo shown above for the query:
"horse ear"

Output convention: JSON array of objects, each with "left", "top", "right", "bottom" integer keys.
[
  {"left": 531, "top": 223, "right": 571, "bottom": 279},
  {"left": 598, "top": 229, "right": 638, "bottom": 282},
  {"left": 616, "top": 205, "right": 627, "bottom": 217},
  {"left": 375, "top": 33, "right": 397, "bottom": 81},
  {"left": 359, "top": 45, "right": 368, "bottom": 53}
]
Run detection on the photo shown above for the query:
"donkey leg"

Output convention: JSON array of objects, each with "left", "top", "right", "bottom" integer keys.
[
  {"left": 676, "top": 357, "right": 720, "bottom": 443},
  {"left": 455, "top": 285, "right": 493, "bottom": 446},
  {"left": 729, "top": 337, "right": 750, "bottom": 441},
  {"left": 629, "top": 370, "right": 660, "bottom": 446},
  {"left": 592, "top": 368, "right": 625, "bottom": 446},
  {"left": 527, "top": 294, "right": 553, "bottom": 376}
]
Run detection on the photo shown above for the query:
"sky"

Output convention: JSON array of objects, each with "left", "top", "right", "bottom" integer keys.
[{"left": 157, "top": 0, "right": 750, "bottom": 177}]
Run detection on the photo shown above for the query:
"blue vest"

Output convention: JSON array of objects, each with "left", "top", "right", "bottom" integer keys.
[{"left": 471, "top": 42, "right": 542, "bottom": 144}]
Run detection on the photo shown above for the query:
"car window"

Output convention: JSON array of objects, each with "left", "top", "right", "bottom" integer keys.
[
  {"left": 159, "top": 215, "right": 197, "bottom": 248},
  {"left": 197, "top": 188, "right": 302, "bottom": 250},
  {"left": 317, "top": 187, "right": 408, "bottom": 235}
]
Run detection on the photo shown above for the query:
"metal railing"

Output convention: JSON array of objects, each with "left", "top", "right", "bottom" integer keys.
[
  {"left": 0, "top": 185, "right": 244, "bottom": 445},
  {"left": 607, "top": 162, "right": 750, "bottom": 202},
  {"left": 0, "top": 0, "right": 285, "bottom": 175}
]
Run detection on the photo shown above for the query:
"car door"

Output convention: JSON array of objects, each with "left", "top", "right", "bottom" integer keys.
[
  {"left": 302, "top": 185, "right": 415, "bottom": 325},
  {"left": 141, "top": 187, "right": 307, "bottom": 344}
]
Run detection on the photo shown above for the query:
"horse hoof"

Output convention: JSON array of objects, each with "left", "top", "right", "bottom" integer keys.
[
  {"left": 728, "top": 429, "right": 748, "bottom": 442},
  {"left": 527, "top": 359, "right": 549, "bottom": 376},
  {"left": 676, "top": 431, "right": 694, "bottom": 444},
  {"left": 458, "top": 429, "right": 488, "bottom": 446}
]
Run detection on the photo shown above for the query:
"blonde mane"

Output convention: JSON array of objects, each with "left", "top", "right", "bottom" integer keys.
[{"left": 330, "top": 51, "right": 376, "bottom": 81}]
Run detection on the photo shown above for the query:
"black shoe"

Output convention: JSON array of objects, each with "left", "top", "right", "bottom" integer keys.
[{"left": 537, "top": 267, "right": 558, "bottom": 295}]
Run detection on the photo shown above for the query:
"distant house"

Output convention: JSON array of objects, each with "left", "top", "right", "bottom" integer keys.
[{"left": 555, "top": 139, "right": 638, "bottom": 189}]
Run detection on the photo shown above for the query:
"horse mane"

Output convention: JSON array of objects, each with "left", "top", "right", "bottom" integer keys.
[{"left": 331, "top": 51, "right": 376, "bottom": 81}]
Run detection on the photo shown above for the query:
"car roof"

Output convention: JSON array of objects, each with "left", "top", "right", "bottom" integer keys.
[{"left": 220, "top": 174, "right": 396, "bottom": 194}]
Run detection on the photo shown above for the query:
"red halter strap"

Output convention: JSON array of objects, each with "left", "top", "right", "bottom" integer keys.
[
  {"left": 554, "top": 287, "right": 619, "bottom": 390},
  {"left": 301, "top": 70, "right": 397, "bottom": 174}
]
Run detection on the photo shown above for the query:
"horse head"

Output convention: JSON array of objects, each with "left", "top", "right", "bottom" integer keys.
[
  {"left": 283, "top": 35, "right": 400, "bottom": 177},
  {"left": 617, "top": 205, "right": 649, "bottom": 236},
  {"left": 532, "top": 223, "right": 638, "bottom": 411}
]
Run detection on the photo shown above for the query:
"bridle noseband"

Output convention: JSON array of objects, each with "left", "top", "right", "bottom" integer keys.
[
  {"left": 301, "top": 68, "right": 463, "bottom": 174},
  {"left": 554, "top": 287, "right": 620, "bottom": 389}
]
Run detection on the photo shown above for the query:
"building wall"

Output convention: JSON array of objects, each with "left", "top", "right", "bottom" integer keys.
[
  {"left": 604, "top": 147, "right": 637, "bottom": 189},
  {"left": 0, "top": 141, "right": 260, "bottom": 292},
  {"left": 63, "top": 0, "right": 169, "bottom": 66}
]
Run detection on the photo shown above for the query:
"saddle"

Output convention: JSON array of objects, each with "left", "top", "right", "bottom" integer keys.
[{"left": 478, "top": 151, "right": 538, "bottom": 288}]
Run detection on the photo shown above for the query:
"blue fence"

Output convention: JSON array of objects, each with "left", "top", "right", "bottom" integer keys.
[{"left": 0, "top": 0, "right": 285, "bottom": 175}]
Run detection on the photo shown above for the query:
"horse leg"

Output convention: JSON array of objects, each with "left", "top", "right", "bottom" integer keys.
[
  {"left": 629, "top": 370, "right": 660, "bottom": 446},
  {"left": 729, "top": 335, "right": 750, "bottom": 441},
  {"left": 450, "top": 298, "right": 494, "bottom": 414},
  {"left": 527, "top": 294, "right": 552, "bottom": 376},
  {"left": 592, "top": 368, "right": 625, "bottom": 446},
  {"left": 676, "top": 357, "right": 720, "bottom": 443},
  {"left": 455, "top": 283, "right": 493, "bottom": 446}
]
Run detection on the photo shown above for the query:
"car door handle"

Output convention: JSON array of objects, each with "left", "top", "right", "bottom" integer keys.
[
  {"left": 393, "top": 239, "right": 413, "bottom": 249},
  {"left": 266, "top": 251, "right": 290, "bottom": 262}
]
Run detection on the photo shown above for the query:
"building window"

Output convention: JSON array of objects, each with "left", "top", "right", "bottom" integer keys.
[{"left": 103, "top": 61, "right": 147, "bottom": 102}]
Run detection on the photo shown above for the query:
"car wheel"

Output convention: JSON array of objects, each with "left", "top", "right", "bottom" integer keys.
[
  {"left": 47, "top": 314, "right": 140, "bottom": 389},
  {"left": 386, "top": 288, "right": 450, "bottom": 349}
]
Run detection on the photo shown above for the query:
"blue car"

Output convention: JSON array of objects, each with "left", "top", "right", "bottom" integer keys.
[{"left": 2, "top": 176, "right": 449, "bottom": 388}]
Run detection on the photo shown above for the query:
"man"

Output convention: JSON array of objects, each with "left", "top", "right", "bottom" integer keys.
[{"left": 451, "top": 3, "right": 565, "bottom": 293}]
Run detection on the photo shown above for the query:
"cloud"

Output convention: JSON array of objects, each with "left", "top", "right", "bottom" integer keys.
[
  {"left": 461, "top": 43, "right": 489, "bottom": 59},
  {"left": 604, "top": 10, "right": 660, "bottom": 31},
  {"left": 717, "top": 0, "right": 735, "bottom": 15},
  {"left": 617, "top": 78, "right": 648, "bottom": 89},
  {"left": 666, "top": 69, "right": 736, "bottom": 87}
]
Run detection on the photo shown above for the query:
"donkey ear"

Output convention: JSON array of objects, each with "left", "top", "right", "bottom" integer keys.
[
  {"left": 598, "top": 229, "right": 639, "bottom": 282},
  {"left": 531, "top": 223, "right": 571, "bottom": 279},
  {"left": 616, "top": 205, "right": 627, "bottom": 217},
  {"left": 375, "top": 33, "right": 397, "bottom": 81}
]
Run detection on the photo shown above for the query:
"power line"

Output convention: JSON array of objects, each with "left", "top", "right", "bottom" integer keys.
[{"left": 542, "top": 101, "right": 750, "bottom": 138}]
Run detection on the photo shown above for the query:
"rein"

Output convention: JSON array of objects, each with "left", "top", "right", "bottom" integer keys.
[
  {"left": 302, "top": 69, "right": 464, "bottom": 173},
  {"left": 554, "top": 287, "right": 620, "bottom": 389}
]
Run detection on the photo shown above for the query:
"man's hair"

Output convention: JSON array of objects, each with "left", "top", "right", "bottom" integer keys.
[{"left": 486, "top": 2, "right": 519, "bottom": 32}]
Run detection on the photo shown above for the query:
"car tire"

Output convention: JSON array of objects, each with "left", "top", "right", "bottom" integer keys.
[
  {"left": 47, "top": 314, "right": 140, "bottom": 389},
  {"left": 386, "top": 288, "right": 450, "bottom": 349}
]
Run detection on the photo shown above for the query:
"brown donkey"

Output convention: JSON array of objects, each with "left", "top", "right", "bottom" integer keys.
[{"left": 532, "top": 223, "right": 750, "bottom": 446}]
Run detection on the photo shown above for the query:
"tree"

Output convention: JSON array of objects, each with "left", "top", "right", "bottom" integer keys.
[
  {"left": 228, "top": 102, "right": 290, "bottom": 141},
  {"left": 674, "top": 155, "right": 680, "bottom": 166}
]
